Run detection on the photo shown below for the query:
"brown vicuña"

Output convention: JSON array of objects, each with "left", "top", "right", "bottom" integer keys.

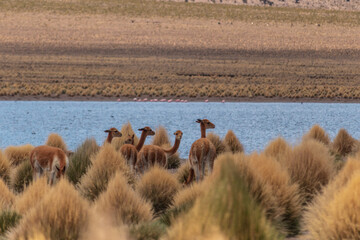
[
  {"left": 120, "top": 127, "right": 155, "bottom": 171},
  {"left": 30, "top": 145, "right": 69, "bottom": 185},
  {"left": 187, "top": 119, "right": 216, "bottom": 183},
  {"left": 104, "top": 127, "right": 122, "bottom": 144},
  {"left": 136, "top": 130, "right": 183, "bottom": 173}
]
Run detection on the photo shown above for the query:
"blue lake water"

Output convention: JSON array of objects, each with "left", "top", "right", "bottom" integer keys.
[{"left": 1, "top": 101, "right": 360, "bottom": 158}]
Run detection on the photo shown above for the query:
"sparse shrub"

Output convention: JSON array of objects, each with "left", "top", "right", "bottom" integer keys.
[
  {"left": 130, "top": 221, "right": 167, "bottom": 240},
  {"left": 8, "top": 179, "right": 90, "bottom": 240},
  {"left": 137, "top": 166, "right": 181, "bottom": 215},
  {"left": 111, "top": 122, "right": 139, "bottom": 151},
  {"left": 0, "top": 150, "right": 11, "bottom": 184},
  {"left": 151, "top": 126, "right": 170, "bottom": 147},
  {"left": 4, "top": 145, "right": 34, "bottom": 166},
  {"left": 304, "top": 170, "right": 360, "bottom": 239},
  {"left": 332, "top": 128, "right": 357, "bottom": 156},
  {"left": 66, "top": 138, "right": 99, "bottom": 185},
  {"left": 78, "top": 144, "right": 134, "bottom": 201},
  {"left": 280, "top": 139, "right": 335, "bottom": 204},
  {"left": 0, "top": 179, "right": 15, "bottom": 211},
  {"left": 206, "top": 133, "right": 226, "bottom": 156},
  {"left": 10, "top": 160, "right": 33, "bottom": 194},
  {"left": 95, "top": 171, "right": 153, "bottom": 225},
  {"left": 264, "top": 137, "right": 290, "bottom": 160},
  {"left": 164, "top": 156, "right": 281, "bottom": 240},
  {"left": 0, "top": 211, "right": 21, "bottom": 236},
  {"left": 45, "top": 133, "right": 67, "bottom": 152},
  {"left": 223, "top": 130, "right": 244, "bottom": 153},
  {"left": 175, "top": 162, "right": 191, "bottom": 184},
  {"left": 14, "top": 177, "right": 50, "bottom": 215},
  {"left": 302, "top": 124, "right": 330, "bottom": 145}
]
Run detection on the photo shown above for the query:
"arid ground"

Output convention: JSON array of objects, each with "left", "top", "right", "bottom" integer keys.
[{"left": 0, "top": 0, "right": 360, "bottom": 101}]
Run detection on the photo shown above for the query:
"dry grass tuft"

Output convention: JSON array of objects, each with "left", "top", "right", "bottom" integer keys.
[
  {"left": 137, "top": 166, "right": 181, "bottom": 215},
  {"left": 172, "top": 182, "right": 205, "bottom": 209},
  {"left": 302, "top": 124, "right": 331, "bottom": 145},
  {"left": 206, "top": 133, "right": 226, "bottom": 156},
  {"left": 304, "top": 168, "right": 360, "bottom": 239},
  {"left": 264, "top": 137, "right": 291, "bottom": 160},
  {"left": 95, "top": 171, "right": 153, "bottom": 225},
  {"left": 0, "top": 210, "right": 21, "bottom": 236},
  {"left": 4, "top": 144, "right": 34, "bottom": 166},
  {"left": 0, "top": 178, "right": 15, "bottom": 211},
  {"left": 151, "top": 126, "right": 171, "bottom": 147},
  {"left": 0, "top": 150, "right": 11, "bottom": 184},
  {"left": 165, "top": 155, "right": 281, "bottom": 240},
  {"left": 8, "top": 179, "right": 90, "bottom": 240},
  {"left": 78, "top": 144, "right": 134, "bottom": 201},
  {"left": 111, "top": 122, "right": 139, "bottom": 151},
  {"left": 45, "top": 133, "right": 67, "bottom": 152},
  {"left": 66, "top": 138, "right": 100, "bottom": 185},
  {"left": 14, "top": 177, "right": 50, "bottom": 215},
  {"left": 223, "top": 130, "right": 244, "bottom": 153},
  {"left": 280, "top": 139, "right": 335, "bottom": 204},
  {"left": 175, "top": 162, "right": 191, "bottom": 184},
  {"left": 332, "top": 128, "right": 358, "bottom": 156},
  {"left": 9, "top": 160, "right": 33, "bottom": 194},
  {"left": 130, "top": 221, "right": 167, "bottom": 240}
]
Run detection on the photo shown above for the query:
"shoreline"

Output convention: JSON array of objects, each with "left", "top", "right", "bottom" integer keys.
[{"left": 0, "top": 95, "right": 360, "bottom": 103}]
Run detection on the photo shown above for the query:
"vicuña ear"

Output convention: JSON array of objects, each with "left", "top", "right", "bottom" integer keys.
[
  {"left": 138, "top": 128, "right": 145, "bottom": 131},
  {"left": 56, "top": 166, "right": 60, "bottom": 171},
  {"left": 132, "top": 134, "right": 135, "bottom": 139},
  {"left": 196, "top": 119, "right": 202, "bottom": 123},
  {"left": 104, "top": 130, "right": 110, "bottom": 133}
]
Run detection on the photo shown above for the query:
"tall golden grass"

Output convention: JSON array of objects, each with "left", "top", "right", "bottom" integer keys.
[
  {"left": 279, "top": 139, "right": 335, "bottom": 204},
  {"left": 136, "top": 166, "right": 180, "bottom": 215},
  {"left": 302, "top": 124, "right": 330, "bottom": 146},
  {"left": 223, "top": 130, "right": 244, "bottom": 153},
  {"left": 263, "top": 137, "right": 291, "bottom": 160},
  {"left": 10, "top": 160, "right": 33, "bottom": 193},
  {"left": 206, "top": 133, "right": 226, "bottom": 156},
  {"left": 111, "top": 122, "right": 139, "bottom": 151},
  {"left": 0, "top": 150, "right": 11, "bottom": 184},
  {"left": 45, "top": 133, "right": 67, "bottom": 152},
  {"left": 0, "top": 179, "right": 15, "bottom": 211},
  {"left": 66, "top": 138, "right": 99, "bottom": 185},
  {"left": 4, "top": 144, "right": 34, "bottom": 166},
  {"left": 151, "top": 126, "right": 170, "bottom": 147},
  {"left": 95, "top": 171, "right": 153, "bottom": 225},
  {"left": 303, "top": 156, "right": 360, "bottom": 239},
  {"left": 332, "top": 128, "right": 358, "bottom": 156},
  {"left": 8, "top": 179, "right": 90, "bottom": 240},
  {"left": 165, "top": 155, "right": 282, "bottom": 240},
  {"left": 14, "top": 177, "right": 50, "bottom": 215},
  {"left": 78, "top": 144, "right": 134, "bottom": 201}
]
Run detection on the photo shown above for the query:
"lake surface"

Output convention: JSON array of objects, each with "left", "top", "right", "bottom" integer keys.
[{"left": 1, "top": 101, "right": 360, "bottom": 158}]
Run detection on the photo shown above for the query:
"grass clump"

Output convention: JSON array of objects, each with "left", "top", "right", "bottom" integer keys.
[
  {"left": 8, "top": 179, "right": 90, "bottom": 240},
  {"left": 206, "top": 133, "right": 226, "bottom": 156},
  {"left": 302, "top": 124, "right": 331, "bottom": 146},
  {"left": 130, "top": 221, "right": 167, "bottom": 240},
  {"left": 95, "top": 171, "right": 153, "bottom": 225},
  {"left": 9, "top": 160, "right": 33, "bottom": 194},
  {"left": 137, "top": 166, "right": 180, "bottom": 215},
  {"left": 78, "top": 144, "right": 134, "bottom": 201},
  {"left": 151, "top": 126, "right": 170, "bottom": 147},
  {"left": 0, "top": 179, "right": 15, "bottom": 211},
  {"left": 14, "top": 177, "right": 50, "bottom": 215},
  {"left": 0, "top": 210, "right": 21, "bottom": 236},
  {"left": 0, "top": 150, "right": 11, "bottom": 184},
  {"left": 264, "top": 137, "right": 291, "bottom": 160},
  {"left": 332, "top": 128, "right": 358, "bottom": 157},
  {"left": 4, "top": 144, "right": 34, "bottom": 166},
  {"left": 280, "top": 139, "right": 335, "bottom": 204},
  {"left": 111, "top": 122, "right": 139, "bottom": 151},
  {"left": 164, "top": 155, "right": 282, "bottom": 240},
  {"left": 223, "top": 130, "right": 244, "bottom": 153},
  {"left": 66, "top": 138, "right": 99, "bottom": 185},
  {"left": 45, "top": 133, "right": 67, "bottom": 152},
  {"left": 175, "top": 162, "right": 191, "bottom": 184}
]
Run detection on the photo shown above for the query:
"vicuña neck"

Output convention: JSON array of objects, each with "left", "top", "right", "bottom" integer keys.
[
  {"left": 136, "top": 131, "right": 147, "bottom": 151},
  {"left": 164, "top": 138, "right": 181, "bottom": 156},
  {"left": 200, "top": 123, "right": 206, "bottom": 138},
  {"left": 106, "top": 133, "right": 113, "bottom": 144}
]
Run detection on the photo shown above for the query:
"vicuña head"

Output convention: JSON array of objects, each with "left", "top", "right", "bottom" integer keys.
[
  {"left": 120, "top": 126, "right": 155, "bottom": 171},
  {"left": 196, "top": 119, "right": 215, "bottom": 138},
  {"left": 104, "top": 127, "right": 122, "bottom": 144},
  {"left": 124, "top": 134, "right": 135, "bottom": 145},
  {"left": 136, "top": 129, "right": 183, "bottom": 173}
]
